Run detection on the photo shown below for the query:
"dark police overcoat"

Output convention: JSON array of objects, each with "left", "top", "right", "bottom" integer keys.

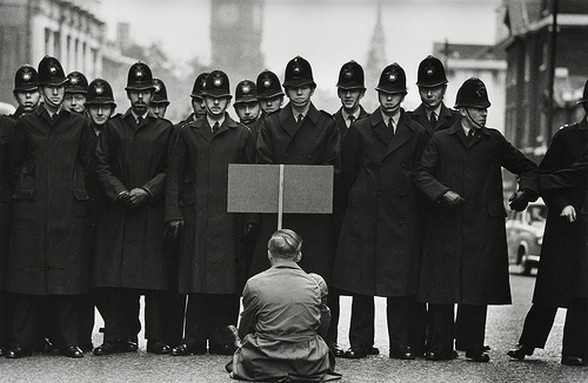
[
  {"left": 534, "top": 120, "right": 588, "bottom": 305},
  {"left": 7, "top": 106, "right": 92, "bottom": 295},
  {"left": 332, "top": 109, "right": 428, "bottom": 297},
  {"left": 165, "top": 116, "right": 255, "bottom": 294},
  {"left": 0, "top": 116, "right": 15, "bottom": 289},
  {"left": 93, "top": 110, "right": 173, "bottom": 290},
  {"left": 412, "top": 122, "right": 539, "bottom": 305},
  {"left": 332, "top": 105, "right": 368, "bottom": 141},
  {"left": 249, "top": 103, "right": 341, "bottom": 281}
]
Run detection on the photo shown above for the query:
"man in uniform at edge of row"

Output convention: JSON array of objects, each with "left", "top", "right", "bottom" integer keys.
[
  {"left": 256, "top": 69, "right": 284, "bottom": 116},
  {"left": 406, "top": 55, "right": 461, "bottom": 357},
  {"left": 165, "top": 69, "right": 256, "bottom": 356},
  {"left": 412, "top": 77, "right": 539, "bottom": 362},
  {"left": 507, "top": 79, "right": 588, "bottom": 366},
  {"left": 332, "top": 62, "right": 428, "bottom": 360},
  {"left": 176, "top": 72, "right": 209, "bottom": 129},
  {"left": 64, "top": 71, "right": 88, "bottom": 115},
  {"left": 249, "top": 56, "right": 341, "bottom": 356},
  {"left": 10, "top": 65, "right": 41, "bottom": 120},
  {"left": 92, "top": 61, "right": 175, "bottom": 356},
  {"left": 5, "top": 56, "right": 93, "bottom": 359}
]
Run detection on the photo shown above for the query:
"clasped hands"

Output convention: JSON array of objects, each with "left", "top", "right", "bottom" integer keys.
[{"left": 117, "top": 188, "right": 150, "bottom": 208}]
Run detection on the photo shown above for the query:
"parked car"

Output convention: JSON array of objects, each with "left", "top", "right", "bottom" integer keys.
[{"left": 506, "top": 198, "right": 547, "bottom": 275}]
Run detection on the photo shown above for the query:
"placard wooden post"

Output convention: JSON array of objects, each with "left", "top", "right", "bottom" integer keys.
[{"left": 277, "top": 164, "right": 285, "bottom": 230}]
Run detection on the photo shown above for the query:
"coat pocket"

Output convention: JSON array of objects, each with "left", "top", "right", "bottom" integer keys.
[
  {"left": 487, "top": 203, "right": 507, "bottom": 217},
  {"left": 73, "top": 189, "right": 90, "bottom": 201},
  {"left": 13, "top": 188, "right": 34, "bottom": 200}
]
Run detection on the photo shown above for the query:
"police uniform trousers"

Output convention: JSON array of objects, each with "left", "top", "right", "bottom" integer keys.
[
  {"left": 10, "top": 294, "right": 80, "bottom": 350},
  {"left": 0, "top": 292, "right": 13, "bottom": 349},
  {"left": 77, "top": 294, "right": 95, "bottom": 350},
  {"left": 386, "top": 296, "right": 413, "bottom": 351},
  {"left": 325, "top": 287, "right": 341, "bottom": 346},
  {"left": 408, "top": 301, "right": 428, "bottom": 354},
  {"left": 164, "top": 241, "right": 187, "bottom": 346},
  {"left": 96, "top": 288, "right": 167, "bottom": 343},
  {"left": 518, "top": 300, "right": 588, "bottom": 357},
  {"left": 347, "top": 294, "right": 376, "bottom": 351},
  {"left": 428, "top": 304, "right": 487, "bottom": 354},
  {"left": 183, "top": 293, "right": 240, "bottom": 352}
]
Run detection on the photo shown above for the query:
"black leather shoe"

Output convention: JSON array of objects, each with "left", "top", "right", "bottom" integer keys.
[
  {"left": 60, "top": 345, "right": 84, "bottom": 358},
  {"left": 328, "top": 342, "right": 344, "bottom": 357},
  {"left": 466, "top": 350, "right": 490, "bottom": 363},
  {"left": 0, "top": 346, "right": 6, "bottom": 357},
  {"left": 119, "top": 341, "right": 138, "bottom": 353},
  {"left": 171, "top": 343, "right": 203, "bottom": 356},
  {"left": 5, "top": 347, "right": 32, "bottom": 359},
  {"left": 367, "top": 346, "right": 380, "bottom": 355},
  {"left": 424, "top": 350, "right": 458, "bottom": 361},
  {"left": 80, "top": 342, "right": 93, "bottom": 353},
  {"left": 38, "top": 337, "right": 54, "bottom": 354},
  {"left": 341, "top": 348, "right": 367, "bottom": 359},
  {"left": 147, "top": 340, "right": 171, "bottom": 354},
  {"left": 93, "top": 342, "right": 118, "bottom": 356},
  {"left": 390, "top": 346, "right": 416, "bottom": 360},
  {"left": 561, "top": 355, "right": 585, "bottom": 366},
  {"left": 507, "top": 344, "right": 534, "bottom": 360}
]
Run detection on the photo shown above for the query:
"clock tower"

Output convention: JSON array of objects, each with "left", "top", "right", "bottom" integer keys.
[{"left": 210, "top": 0, "right": 265, "bottom": 85}]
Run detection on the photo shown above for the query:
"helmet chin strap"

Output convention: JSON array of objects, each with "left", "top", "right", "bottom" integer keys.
[{"left": 465, "top": 108, "right": 484, "bottom": 129}]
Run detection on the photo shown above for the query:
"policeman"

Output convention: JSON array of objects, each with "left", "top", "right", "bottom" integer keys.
[
  {"left": 407, "top": 55, "right": 460, "bottom": 357},
  {"left": 150, "top": 78, "right": 170, "bottom": 118},
  {"left": 5, "top": 56, "right": 93, "bottom": 359},
  {"left": 252, "top": 56, "right": 341, "bottom": 351},
  {"left": 329, "top": 60, "right": 371, "bottom": 358},
  {"left": 177, "top": 72, "right": 209, "bottom": 127},
  {"left": 233, "top": 79, "right": 261, "bottom": 136},
  {"left": 80, "top": 79, "right": 117, "bottom": 353},
  {"left": 167, "top": 69, "right": 256, "bottom": 356},
  {"left": 10, "top": 65, "right": 41, "bottom": 120},
  {"left": 64, "top": 71, "right": 88, "bottom": 115},
  {"left": 0, "top": 112, "right": 15, "bottom": 356},
  {"left": 333, "top": 60, "right": 368, "bottom": 139},
  {"left": 256, "top": 69, "right": 284, "bottom": 115},
  {"left": 333, "top": 63, "right": 428, "bottom": 361},
  {"left": 412, "top": 78, "right": 539, "bottom": 362},
  {"left": 93, "top": 62, "right": 174, "bottom": 356}
]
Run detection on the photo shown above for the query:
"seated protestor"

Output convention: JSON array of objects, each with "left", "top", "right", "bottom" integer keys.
[{"left": 228, "top": 229, "right": 341, "bottom": 382}]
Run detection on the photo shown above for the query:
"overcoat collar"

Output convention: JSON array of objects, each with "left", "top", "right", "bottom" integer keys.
[
  {"left": 188, "top": 112, "right": 238, "bottom": 142},
  {"left": 412, "top": 103, "right": 454, "bottom": 135},
  {"left": 448, "top": 120, "right": 490, "bottom": 149},
  {"left": 278, "top": 103, "right": 319, "bottom": 137},
  {"left": 579, "top": 118, "right": 588, "bottom": 131},
  {"left": 36, "top": 104, "right": 68, "bottom": 126},
  {"left": 370, "top": 107, "right": 416, "bottom": 157},
  {"left": 122, "top": 108, "right": 158, "bottom": 130}
]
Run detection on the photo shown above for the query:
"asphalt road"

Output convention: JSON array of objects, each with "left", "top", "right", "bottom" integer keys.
[{"left": 2, "top": 271, "right": 588, "bottom": 383}]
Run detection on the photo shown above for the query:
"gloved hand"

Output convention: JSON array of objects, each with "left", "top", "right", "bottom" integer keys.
[
  {"left": 509, "top": 190, "right": 529, "bottom": 212},
  {"left": 128, "top": 188, "right": 150, "bottom": 208},
  {"left": 439, "top": 190, "right": 465, "bottom": 208},
  {"left": 164, "top": 219, "right": 185, "bottom": 242},
  {"left": 116, "top": 190, "right": 133, "bottom": 208},
  {"left": 560, "top": 205, "right": 577, "bottom": 223}
]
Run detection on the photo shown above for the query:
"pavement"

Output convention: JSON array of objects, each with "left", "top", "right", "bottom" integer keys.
[{"left": 2, "top": 271, "right": 588, "bottom": 383}]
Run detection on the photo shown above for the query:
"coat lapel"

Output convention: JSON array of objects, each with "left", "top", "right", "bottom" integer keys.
[
  {"left": 371, "top": 108, "right": 392, "bottom": 145},
  {"left": 384, "top": 111, "right": 415, "bottom": 157},
  {"left": 279, "top": 104, "right": 300, "bottom": 138},
  {"left": 192, "top": 118, "right": 213, "bottom": 142},
  {"left": 412, "top": 104, "right": 434, "bottom": 136}
]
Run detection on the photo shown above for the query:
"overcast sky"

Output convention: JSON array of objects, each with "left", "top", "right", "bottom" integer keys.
[{"left": 98, "top": 0, "right": 502, "bottom": 109}]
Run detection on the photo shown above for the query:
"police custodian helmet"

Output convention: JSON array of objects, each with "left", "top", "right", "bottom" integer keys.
[
  {"left": 455, "top": 77, "right": 491, "bottom": 109},
  {"left": 86, "top": 78, "right": 116, "bottom": 108},
  {"left": 416, "top": 55, "right": 448, "bottom": 88},
  {"left": 151, "top": 78, "right": 170, "bottom": 106},
  {"left": 125, "top": 62, "right": 155, "bottom": 91},
  {"left": 38, "top": 56, "right": 68, "bottom": 87},
  {"left": 13, "top": 65, "right": 39, "bottom": 93},
  {"left": 283, "top": 56, "right": 316, "bottom": 88},
  {"left": 337, "top": 60, "right": 365, "bottom": 90},
  {"left": 191, "top": 72, "right": 209, "bottom": 99},
  {"left": 66, "top": 71, "right": 89, "bottom": 94},
  {"left": 234, "top": 80, "right": 258, "bottom": 105},
  {"left": 202, "top": 69, "right": 231, "bottom": 98},
  {"left": 376, "top": 63, "right": 407, "bottom": 94},
  {"left": 256, "top": 70, "right": 284, "bottom": 99}
]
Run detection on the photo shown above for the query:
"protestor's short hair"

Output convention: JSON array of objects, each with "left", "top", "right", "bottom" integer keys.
[{"left": 268, "top": 229, "right": 303, "bottom": 260}]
